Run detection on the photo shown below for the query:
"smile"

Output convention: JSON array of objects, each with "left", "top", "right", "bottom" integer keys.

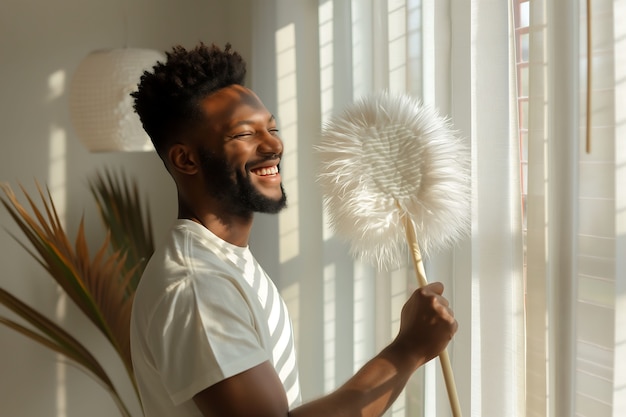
[{"left": 251, "top": 165, "right": 279, "bottom": 176}]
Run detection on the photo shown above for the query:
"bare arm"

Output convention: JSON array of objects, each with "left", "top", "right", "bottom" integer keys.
[{"left": 193, "top": 282, "right": 457, "bottom": 417}]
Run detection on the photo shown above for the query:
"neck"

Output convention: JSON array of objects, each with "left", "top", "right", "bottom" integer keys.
[{"left": 178, "top": 200, "right": 253, "bottom": 247}]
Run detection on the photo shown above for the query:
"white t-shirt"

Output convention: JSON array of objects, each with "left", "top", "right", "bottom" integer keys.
[{"left": 130, "top": 220, "right": 301, "bottom": 417}]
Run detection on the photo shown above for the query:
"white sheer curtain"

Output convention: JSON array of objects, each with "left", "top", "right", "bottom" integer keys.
[
  {"left": 456, "top": 2, "right": 526, "bottom": 417},
  {"left": 247, "top": 1, "right": 624, "bottom": 417},
  {"left": 525, "top": 0, "right": 626, "bottom": 416}
]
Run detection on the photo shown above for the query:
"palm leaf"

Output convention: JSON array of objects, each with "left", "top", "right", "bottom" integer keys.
[
  {"left": 0, "top": 185, "right": 102, "bottom": 325},
  {"left": 0, "top": 171, "right": 154, "bottom": 415},
  {"left": 1, "top": 184, "right": 112, "bottom": 335},
  {"left": 0, "top": 289, "right": 133, "bottom": 417},
  {"left": 89, "top": 168, "right": 154, "bottom": 291},
  {"left": 0, "top": 182, "right": 140, "bottom": 409}
]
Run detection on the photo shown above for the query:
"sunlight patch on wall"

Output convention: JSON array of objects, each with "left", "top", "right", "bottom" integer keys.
[
  {"left": 421, "top": 0, "right": 436, "bottom": 103},
  {"left": 387, "top": 0, "right": 408, "bottom": 92},
  {"left": 319, "top": 0, "right": 335, "bottom": 243},
  {"left": 48, "top": 125, "right": 67, "bottom": 221},
  {"left": 407, "top": 0, "right": 423, "bottom": 97},
  {"left": 281, "top": 281, "right": 301, "bottom": 356},
  {"left": 319, "top": 0, "right": 334, "bottom": 124},
  {"left": 48, "top": 69, "right": 68, "bottom": 417},
  {"left": 390, "top": 267, "right": 407, "bottom": 338},
  {"left": 616, "top": 16, "right": 626, "bottom": 238},
  {"left": 350, "top": 0, "right": 371, "bottom": 99},
  {"left": 276, "top": 23, "right": 300, "bottom": 264},
  {"left": 47, "top": 70, "right": 66, "bottom": 101},
  {"left": 55, "top": 289, "right": 68, "bottom": 417},
  {"left": 615, "top": 288, "right": 626, "bottom": 416},
  {"left": 390, "top": 267, "right": 410, "bottom": 417},
  {"left": 49, "top": 125, "right": 68, "bottom": 417},
  {"left": 323, "top": 262, "right": 336, "bottom": 392},
  {"left": 353, "top": 261, "right": 375, "bottom": 372}
]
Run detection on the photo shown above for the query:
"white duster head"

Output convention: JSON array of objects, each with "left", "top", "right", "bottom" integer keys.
[{"left": 316, "top": 91, "right": 470, "bottom": 270}]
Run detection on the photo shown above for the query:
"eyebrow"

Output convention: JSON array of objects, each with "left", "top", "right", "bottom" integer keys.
[{"left": 231, "top": 114, "right": 276, "bottom": 128}]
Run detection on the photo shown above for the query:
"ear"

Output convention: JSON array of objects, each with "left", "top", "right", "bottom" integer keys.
[{"left": 167, "top": 144, "right": 199, "bottom": 176}]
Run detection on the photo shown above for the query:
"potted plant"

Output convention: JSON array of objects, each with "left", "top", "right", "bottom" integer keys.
[{"left": 0, "top": 168, "right": 154, "bottom": 417}]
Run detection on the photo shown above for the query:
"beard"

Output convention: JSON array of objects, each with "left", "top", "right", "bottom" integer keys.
[{"left": 198, "top": 147, "right": 287, "bottom": 216}]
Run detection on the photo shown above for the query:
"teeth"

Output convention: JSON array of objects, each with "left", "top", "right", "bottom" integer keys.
[{"left": 252, "top": 166, "right": 278, "bottom": 176}]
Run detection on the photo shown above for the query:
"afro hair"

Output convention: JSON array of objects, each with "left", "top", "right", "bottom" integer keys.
[{"left": 132, "top": 42, "right": 247, "bottom": 154}]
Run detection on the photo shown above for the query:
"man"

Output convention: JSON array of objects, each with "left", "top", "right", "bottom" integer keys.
[{"left": 130, "top": 42, "right": 458, "bottom": 417}]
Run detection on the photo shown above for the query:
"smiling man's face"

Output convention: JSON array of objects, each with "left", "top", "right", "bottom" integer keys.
[{"left": 196, "top": 84, "right": 287, "bottom": 216}]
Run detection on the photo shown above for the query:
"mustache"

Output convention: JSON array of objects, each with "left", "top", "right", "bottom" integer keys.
[{"left": 245, "top": 154, "right": 282, "bottom": 171}]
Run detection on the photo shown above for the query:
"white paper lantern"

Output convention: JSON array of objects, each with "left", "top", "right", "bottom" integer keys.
[{"left": 68, "top": 48, "right": 165, "bottom": 152}]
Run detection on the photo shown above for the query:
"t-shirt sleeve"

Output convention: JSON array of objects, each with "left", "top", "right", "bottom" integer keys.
[{"left": 146, "top": 272, "right": 268, "bottom": 406}]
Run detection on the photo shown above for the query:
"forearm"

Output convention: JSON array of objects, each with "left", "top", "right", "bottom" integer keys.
[
  {"left": 289, "top": 342, "right": 423, "bottom": 417},
  {"left": 192, "top": 283, "right": 455, "bottom": 417}
]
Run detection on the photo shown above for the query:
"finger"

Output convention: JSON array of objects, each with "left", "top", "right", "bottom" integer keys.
[
  {"left": 435, "top": 294, "right": 450, "bottom": 308},
  {"left": 434, "top": 300, "right": 454, "bottom": 319},
  {"left": 419, "top": 282, "right": 443, "bottom": 295},
  {"left": 424, "top": 282, "right": 443, "bottom": 295},
  {"left": 437, "top": 307, "right": 458, "bottom": 337},
  {"left": 449, "top": 318, "right": 459, "bottom": 338}
]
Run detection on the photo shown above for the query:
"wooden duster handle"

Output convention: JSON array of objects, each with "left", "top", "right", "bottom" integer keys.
[{"left": 403, "top": 214, "right": 462, "bottom": 417}]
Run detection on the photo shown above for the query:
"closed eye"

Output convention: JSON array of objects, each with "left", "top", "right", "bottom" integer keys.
[
  {"left": 228, "top": 132, "right": 253, "bottom": 139},
  {"left": 227, "top": 128, "right": 280, "bottom": 140}
]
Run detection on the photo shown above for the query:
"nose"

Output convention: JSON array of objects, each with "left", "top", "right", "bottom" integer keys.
[{"left": 257, "top": 130, "right": 283, "bottom": 158}]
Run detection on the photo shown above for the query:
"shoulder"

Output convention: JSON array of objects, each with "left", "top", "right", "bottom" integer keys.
[
  {"left": 132, "top": 220, "right": 241, "bottom": 326},
  {"left": 139, "top": 219, "right": 234, "bottom": 289}
]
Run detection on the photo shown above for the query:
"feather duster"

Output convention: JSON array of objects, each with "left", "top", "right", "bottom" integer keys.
[
  {"left": 316, "top": 91, "right": 470, "bottom": 417},
  {"left": 316, "top": 91, "right": 470, "bottom": 271}
]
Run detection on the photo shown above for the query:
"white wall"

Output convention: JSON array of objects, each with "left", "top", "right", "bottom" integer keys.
[
  {"left": 0, "top": 1, "right": 252, "bottom": 416},
  {"left": 246, "top": 0, "right": 328, "bottom": 401},
  {"left": 245, "top": 0, "right": 367, "bottom": 403}
]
